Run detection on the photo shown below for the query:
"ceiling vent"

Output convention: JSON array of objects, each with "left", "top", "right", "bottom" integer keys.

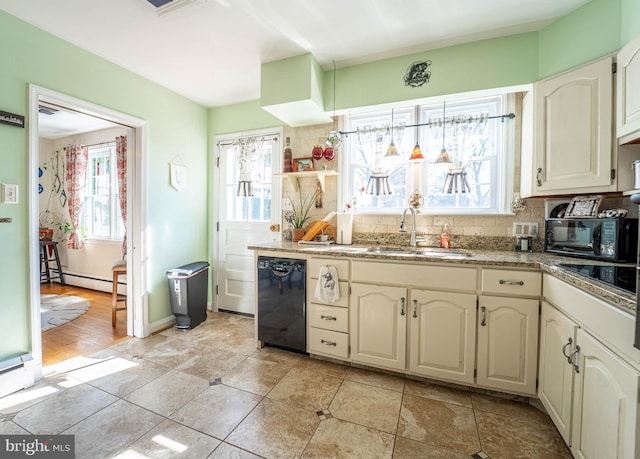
[
  {"left": 38, "top": 105, "right": 59, "bottom": 116},
  {"left": 146, "top": 0, "right": 205, "bottom": 16}
]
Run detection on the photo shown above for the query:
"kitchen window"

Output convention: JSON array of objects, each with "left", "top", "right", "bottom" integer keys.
[
  {"left": 81, "top": 142, "right": 125, "bottom": 239},
  {"left": 341, "top": 93, "right": 515, "bottom": 215}
]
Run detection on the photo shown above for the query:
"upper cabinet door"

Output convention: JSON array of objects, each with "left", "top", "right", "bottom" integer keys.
[
  {"left": 522, "top": 56, "right": 614, "bottom": 197},
  {"left": 617, "top": 33, "right": 640, "bottom": 144}
]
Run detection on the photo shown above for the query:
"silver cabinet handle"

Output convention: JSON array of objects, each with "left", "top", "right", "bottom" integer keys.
[
  {"left": 562, "top": 337, "right": 573, "bottom": 360},
  {"left": 499, "top": 279, "right": 524, "bottom": 286},
  {"left": 320, "top": 339, "right": 337, "bottom": 347},
  {"left": 412, "top": 299, "right": 418, "bottom": 318},
  {"left": 536, "top": 168, "right": 543, "bottom": 186},
  {"left": 569, "top": 345, "right": 580, "bottom": 373},
  {"left": 480, "top": 306, "right": 487, "bottom": 326},
  {"left": 400, "top": 297, "right": 406, "bottom": 316},
  {"left": 320, "top": 315, "right": 337, "bottom": 321}
]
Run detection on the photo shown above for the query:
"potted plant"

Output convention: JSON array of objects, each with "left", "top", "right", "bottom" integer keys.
[{"left": 288, "top": 188, "right": 318, "bottom": 242}]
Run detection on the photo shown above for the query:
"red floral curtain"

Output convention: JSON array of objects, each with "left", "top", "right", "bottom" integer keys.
[
  {"left": 64, "top": 144, "right": 88, "bottom": 249},
  {"left": 116, "top": 136, "right": 127, "bottom": 256}
]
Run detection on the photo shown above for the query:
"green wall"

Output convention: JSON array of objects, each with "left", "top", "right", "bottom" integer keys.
[
  {"left": 621, "top": 0, "right": 640, "bottom": 43},
  {"left": 0, "top": 10, "right": 209, "bottom": 361},
  {"left": 538, "top": 0, "right": 622, "bottom": 78},
  {"left": 209, "top": 0, "right": 640, "bottom": 138}
]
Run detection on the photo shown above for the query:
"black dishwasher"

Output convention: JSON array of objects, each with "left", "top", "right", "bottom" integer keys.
[{"left": 257, "top": 256, "right": 307, "bottom": 353}]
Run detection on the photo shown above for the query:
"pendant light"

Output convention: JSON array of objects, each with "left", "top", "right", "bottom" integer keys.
[
  {"left": 409, "top": 125, "right": 425, "bottom": 161},
  {"left": 384, "top": 108, "right": 401, "bottom": 159},
  {"left": 434, "top": 101, "right": 452, "bottom": 165}
]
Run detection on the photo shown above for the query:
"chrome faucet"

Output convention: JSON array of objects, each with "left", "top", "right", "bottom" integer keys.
[{"left": 400, "top": 207, "right": 418, "bottom": 246}]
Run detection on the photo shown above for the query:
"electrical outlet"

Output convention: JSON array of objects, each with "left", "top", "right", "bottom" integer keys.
[
  {"left": 282, "top": 199, "right": 293, "bottom": 211},
  {"left": 513, "top": 222, "right": 538, "bottom": 237}
]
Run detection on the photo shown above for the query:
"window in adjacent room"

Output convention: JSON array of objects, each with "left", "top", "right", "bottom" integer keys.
[{"left": 81, "top": 142, "right": 125, "bottom": 239}]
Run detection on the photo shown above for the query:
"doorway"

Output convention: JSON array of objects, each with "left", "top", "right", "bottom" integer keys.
[
  {"left": 28, "top": 85, "right": 148, "bottom": 380},
  {"left": 214, "top": 128, "right": 282, "bottom": 315}
]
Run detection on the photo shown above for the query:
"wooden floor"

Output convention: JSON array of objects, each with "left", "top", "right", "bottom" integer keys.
[{"left": 41, "top": 284, "right": 130, "bottom": 366}]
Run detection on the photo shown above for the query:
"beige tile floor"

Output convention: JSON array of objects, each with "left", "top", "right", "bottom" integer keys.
[{"left": 0, "top": 312, "right": 572, "bottom": 458}]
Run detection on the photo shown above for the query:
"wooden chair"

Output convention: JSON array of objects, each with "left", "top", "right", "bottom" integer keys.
[{"left": 112, "top": 260, "right": 127, "bottom": 327}]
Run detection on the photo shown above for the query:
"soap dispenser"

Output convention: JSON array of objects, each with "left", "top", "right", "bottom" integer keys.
[{"left": 440, "top": 225, "right": 451, "bottom": 249}]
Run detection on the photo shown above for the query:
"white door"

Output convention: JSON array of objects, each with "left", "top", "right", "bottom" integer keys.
[{"left": 216, "top": 130, "right": 282, "bottom": 315}]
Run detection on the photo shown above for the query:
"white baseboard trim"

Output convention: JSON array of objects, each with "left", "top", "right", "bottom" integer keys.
[
  {"left": 62, "top": 271, "right": 126, "bottom": 295},
  {"left": 0, "top": 355, "right": 36, "bottom": 398},
  {"left": 149, "top": 315, "right": 176, "bottom": 334}
]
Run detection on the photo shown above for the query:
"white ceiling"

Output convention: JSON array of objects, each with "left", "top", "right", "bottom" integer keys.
[{"left": 1, "top": 0, "right": 589, "bottom": 109}]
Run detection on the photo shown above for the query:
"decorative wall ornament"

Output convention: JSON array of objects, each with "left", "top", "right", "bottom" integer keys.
[
  {"left": 170, "top": 163, "right": 187, "bottom": 191},
  {"left": 404, "top": 61, "right": 432, "bottom": 87}
]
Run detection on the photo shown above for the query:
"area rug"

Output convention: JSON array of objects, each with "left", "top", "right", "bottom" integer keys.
[{"left": 41, "top": 294, "right": 91, "bottom": 332}]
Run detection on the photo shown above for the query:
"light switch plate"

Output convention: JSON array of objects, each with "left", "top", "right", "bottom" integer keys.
[
  {"left": 282, "top": 199, "right": 293, "bottom": 211},
  {"left": 1, "top": 184, "right": 18, "bottom": 204}
]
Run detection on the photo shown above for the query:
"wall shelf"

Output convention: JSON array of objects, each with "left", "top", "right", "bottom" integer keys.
[{"left": 275, "top": 170, "right": 338, "bottom": 192}]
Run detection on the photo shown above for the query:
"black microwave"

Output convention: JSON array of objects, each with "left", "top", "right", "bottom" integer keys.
[{"left": 544, "top": 218, "right": 638, "bottom": 262}]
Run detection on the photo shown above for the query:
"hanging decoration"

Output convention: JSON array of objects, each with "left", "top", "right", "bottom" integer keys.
[
  {"left": 233, "top": 136, "right": 264, "bottom": 197},
  {"left": 169, "top": 160, "right": 187, "bottom": 191},
  {"left": 357, "top": 117, "right": 405, "bottom": 195}
]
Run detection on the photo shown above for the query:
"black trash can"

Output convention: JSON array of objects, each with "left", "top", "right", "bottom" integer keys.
[{"left": 167, "top": 261, "right": 210, "bottom": 329}]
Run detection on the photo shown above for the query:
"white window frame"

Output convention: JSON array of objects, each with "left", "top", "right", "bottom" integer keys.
[
  {"left": 339, "top": 92, "right": 516, "bottom": 216},
  {"left": 82, "top": 142, "right": 125, "bottom": 240}
]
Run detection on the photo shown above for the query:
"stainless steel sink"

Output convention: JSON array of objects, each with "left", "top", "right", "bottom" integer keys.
[{"left": 366, "top": 246, "right": 471, "bottom": 258}]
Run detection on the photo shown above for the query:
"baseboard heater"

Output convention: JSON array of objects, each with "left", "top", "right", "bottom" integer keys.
[{"left": 0, "top": 354, "right": 35, "bottom": 398}]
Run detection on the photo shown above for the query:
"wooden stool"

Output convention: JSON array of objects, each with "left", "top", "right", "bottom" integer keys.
[
  {"left": 112, "top": 260, "right": 127, "bottom": 327},
  {"left": 40, "top": 241, "right": 65, "bottom": 285}
]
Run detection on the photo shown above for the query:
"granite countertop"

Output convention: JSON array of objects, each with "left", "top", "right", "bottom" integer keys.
[{"left": 249, "top": 241, "right": 637, "bottom": 316}]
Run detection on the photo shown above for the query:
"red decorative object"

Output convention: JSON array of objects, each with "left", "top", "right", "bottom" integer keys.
[
  {"left": 323, "top": 146, "right": 335, "bottom": 160},
  {"left": 312, "top": 145, "right": 324, "bottom": 160}
]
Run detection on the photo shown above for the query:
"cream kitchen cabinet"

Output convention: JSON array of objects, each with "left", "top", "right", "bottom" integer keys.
[
  {"left": 571, "top": 328, "right": 640, "bottom": 459},
  {"left": 408, "top": 289, "right": 477, "bottom": 385},
  {"left": 542, "top": 274, "right": 640, "bottom": 458},
  {"left": 477, "top": 268, "right": 541, "bottom": 395},
  {"left": 350, "top": 283, "right": 407, "bottom": 370},
  {"left": 476, "top": 295, "right": 539, "bottom": 395},
  {"left": 521, "top": 56, "right": 615, "bottom": 197},
  {"left": 307, "top": 257, "right": 350, "bottom": 359},
  {"left": 538, "top": 301, "right": 579, "bottom": 445},
  {"left": 617, "top": 32, "right": 640, "bottom": 144}
]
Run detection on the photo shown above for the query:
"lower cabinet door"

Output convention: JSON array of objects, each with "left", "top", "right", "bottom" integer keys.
[
  {"left": 350, "top": 283, "right": 407, "bottom": 371},
  {"left": 571, "top": 329, "right": 640, "bottom": 459},
  {"left": 538, "top": 301, "right": 577, "bottom": 445},
  {"left": 477, "top": 295, "right": 539, "bottom": 395},
  {"left": 408, "top": 289, "right": 477, "bottom": 385}
]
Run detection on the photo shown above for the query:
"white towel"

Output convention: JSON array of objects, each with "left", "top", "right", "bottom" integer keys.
[{"left": 315, "top": 265, "right": 340, "bottom": 303}]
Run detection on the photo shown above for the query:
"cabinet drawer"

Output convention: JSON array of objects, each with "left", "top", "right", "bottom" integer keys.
[
  {"left": 352, "top": 260, "right": 476, "bottom": 292},
  {"left": 308, "top": 303, "right": 348, "bottom": 332},
  {"left": 308, "top": 328, "right": 349, "bottom": 359},
  {"left": 309, "top": 280, "right": 349, "bottom": 307},
  {"left": 309, "top": 257, "right": 349, "bottom": 281},
  {"left": 481, "top": 269, "right": 541, "bottom": 297}
]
